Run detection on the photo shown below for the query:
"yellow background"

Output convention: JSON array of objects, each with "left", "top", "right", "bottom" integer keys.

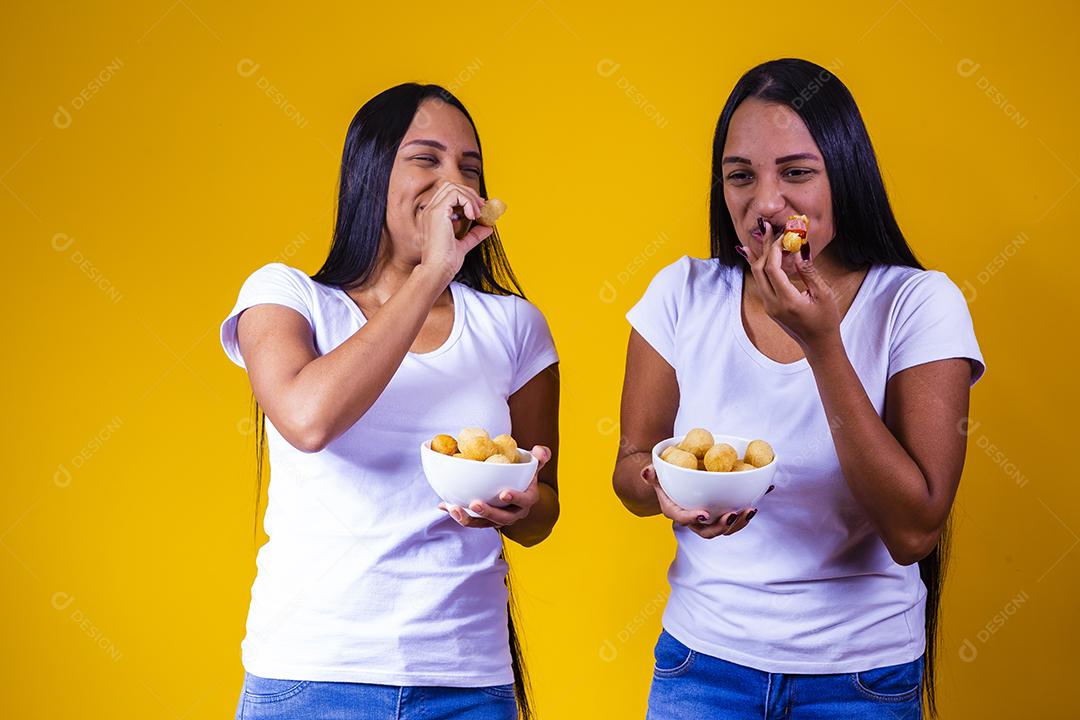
[{"left": 3, "top": 1, "right": 1075, "bottom": 717}]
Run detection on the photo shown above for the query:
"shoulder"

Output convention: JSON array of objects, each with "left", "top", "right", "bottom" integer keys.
[
  {"left": 457, "top": 284, "right": 549, "bottom": 333},
  {"left": 869, "top": 265, "right": 970, "bottom": 320},
  {"left": 636, "top": 255, "right": 737, "bottom": 307}
]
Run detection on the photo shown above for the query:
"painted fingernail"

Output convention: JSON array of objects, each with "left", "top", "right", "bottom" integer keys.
[
  {"left": 766, "top": 485, "right": 775, "bottom": 495},
  {"left": 735, "top": 245, "right": 748, "bottom": 258},
  {"left": 800, "top": 244, "right": 810, "bottom": 261},
  {"left": 757, "top": 217, "right": 766, "bottom": 234},
  {"left": 746, "top": 509, "right": 758, "bottom": 522},
  {"left": 697, "top": 515, "right": 707, "bottom": 524},
  {"left": 726, "top": 513, "right": 738, "bottom": 526}
]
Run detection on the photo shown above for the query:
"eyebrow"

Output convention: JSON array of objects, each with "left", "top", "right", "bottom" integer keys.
[
  {"left": 722, "top": 153, "right": 821, "bottom": 165},
  {"left": 401, "top": 139, "right": 482, "bottom": 161}
]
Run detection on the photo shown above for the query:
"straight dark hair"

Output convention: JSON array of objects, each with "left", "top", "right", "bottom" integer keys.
[
  {"left": 709, "top": 58, "right": 944, "bottom": 717},
  {"left": 249, "top": 83, "right": 533, "bottom": 719}
]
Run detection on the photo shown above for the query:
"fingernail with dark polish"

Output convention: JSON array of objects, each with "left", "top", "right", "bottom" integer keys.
[
  {"left": 735, "top": 245, "right": 748, "bottom": 258},
  {"left": 800, "top": 244, "right": 810, "bottom": 261},
  {"left": 746, "top": 509, "right": 757, "bottom": 522},
  {"left": 757, "top": 217, "right": 766, "bottom": 234},
  {"left": 726, "top": 513, "right": 738, "bottom": 526},
  {"left": 766, "top": 485, "right": 775, "bottom": 495},
  {"left": 697, "top": 515, "right": 708, "bottom": 524}
]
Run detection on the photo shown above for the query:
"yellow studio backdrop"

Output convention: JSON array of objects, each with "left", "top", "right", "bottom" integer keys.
[{"left": 3, "top": 0, "right": 1075, "bottom": 717}]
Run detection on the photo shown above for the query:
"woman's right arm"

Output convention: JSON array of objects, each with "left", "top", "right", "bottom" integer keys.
[
  {"left": 235, "top": 181, "right": 491, "bottom": 453},
  {"left": 612, "top": 329, "right": 679, "bottom": 516},
  {"left": 613, "top": 329, "right": 755, "bottom": 536},
  {"left": 236, "top": 265, "right": 453, "bottom": 453}
]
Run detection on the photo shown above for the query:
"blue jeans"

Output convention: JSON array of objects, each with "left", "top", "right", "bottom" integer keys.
[
  {"left": 647, "top": 630, "right": 923, "bottom": 720},
  {"left": 235, "top": 672, "right": 518, "bottom": 720}
]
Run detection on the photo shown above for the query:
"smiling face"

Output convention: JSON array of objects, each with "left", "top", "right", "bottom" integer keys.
[
  {"left": 382, "top": 97, "right": 484, "bottom": 264},
  {"left": 721, "top": 97, "right": 835, "bottom": 275}
]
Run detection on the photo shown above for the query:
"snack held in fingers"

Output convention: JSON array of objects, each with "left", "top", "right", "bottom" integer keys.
[
  {"left": 476, "top": 197, "right": 507, "bottom": 226},
  {"left": 779, "top": 214, "right": 809, "bottom": 253}
]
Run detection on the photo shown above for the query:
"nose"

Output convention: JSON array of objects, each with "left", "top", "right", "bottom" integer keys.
[
  {"left": 438, "top": 164, "right": 470, "bottom": 187},
  {"left": 751, "top": 174, "right": 785, "bottom": 219}
]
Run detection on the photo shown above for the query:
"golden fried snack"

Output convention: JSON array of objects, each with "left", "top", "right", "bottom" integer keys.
[
  {"left": 458, "top": 428, "right": 498, "bottom": 461},
  {"left": 477, "top": 198, "right": 507, "bottom": 227},
  {"left": 678, "top": 428, "right": 715, "bottom": 459},
  {"left": 780, "top": 214, "right": 809, "bottom": 253},
  {"left": 744, "top": 439, "right": 775, "bottom": 468},
  {"left": 661, "top": 446, "right": 699, "bottom": 470},
  {"left": 492, "top": 434, "right": 519, "bottom": 463},
  {"left": 431, "top": 434, "right": 459, "bottom": 456},
  {"left": 458, "top": 427, "right": 488, "bottom": 446},
  {"left": 485, "top": 454, "right": 511, "bottom": 464},
  {"left": 704, "top": 443, "right": 738, "bottom": 473},
  {"left": 453, "top": 452, "right": 467, "bottom": 458},
  {"left": 732, "top": 461, "right": 756, "bottom": 472}
]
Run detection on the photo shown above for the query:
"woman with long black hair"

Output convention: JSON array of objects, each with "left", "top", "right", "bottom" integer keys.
[
  {"left": 613, "top": 59, "right": 984, "bottom": 718},
  {"left": 220, "top": 84, "right": 559, "bottom": 720}
]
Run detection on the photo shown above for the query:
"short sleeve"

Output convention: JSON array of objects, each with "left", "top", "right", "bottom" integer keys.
[
  {"left": 888, "top": 270, "right": 986, "bottom": 386},
  {"left": 219, "top": 263, "right": 316, "bottom": 369},
  {"left": 509, "top": 296, "right": 559, "bottom": 395},
  {"left": 624, "top": 256, "right": 692, "bottom": 368}
]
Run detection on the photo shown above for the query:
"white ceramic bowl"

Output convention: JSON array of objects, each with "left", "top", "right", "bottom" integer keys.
[
  {"left": 420, "top": 441, "right": 538, "bottom": 517},
  {"left": 651, "top": 433, "right": 777, "bottom": 515}
]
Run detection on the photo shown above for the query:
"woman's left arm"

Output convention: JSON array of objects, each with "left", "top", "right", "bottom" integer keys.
[
  {"left": 440, "top": 363, "right": 561, "bottom": 547},
  {"left": 806, "top": 340, "right": 970, "bottom": 566},
  {"left": 744, "top": 230, "right": 972, "bottom": 566}
]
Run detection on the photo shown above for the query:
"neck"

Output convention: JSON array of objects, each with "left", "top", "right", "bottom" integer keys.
[{"left": 351, "top": 240, "right": 448, "bottom": 307}]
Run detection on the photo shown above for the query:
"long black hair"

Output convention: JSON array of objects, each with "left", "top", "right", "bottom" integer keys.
[
  {"left": 709, "top": 59, "right": 944, "bottom": 717},
  {"left": 250, "top": 83, "right": 533, "bottom": 719}
]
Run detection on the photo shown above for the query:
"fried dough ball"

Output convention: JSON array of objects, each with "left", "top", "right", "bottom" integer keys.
[
  {"left": 458, "top": 428, "right": 498, "bottom": 461},
  {"left": 704, "top": 443, "right": 738, "bottom": 473},
  {"left": 477, "top": 197, "right": 507, "bottom": 227},
  {"left": 744, "top": 439, "right": 775, "bottom": 468},
  {"left": 678, "top": 428, "right": 715, "bottom": 459},
  {"left": 661, "top": 446, "right": 699, "bottom": 470},
  {"left": 780, "top": 214, "right": 809, "bottom": 253},
  {"left": 453, "top": 452, "right": 467, "bottom": 458},
  {"left": 492, "top": 434, "right": 519, "bottom": 463},
  {"left": 431, "top": 434, "right": 458, "bottom": 456},
  {"left": 458, "top": 427, "right": 488, "bottom": 446},
  {"left": 732, "top": 461, "right": 756, "bottom": 472},
  {"left": 485, "top": 454, "right": 511, "bottom": 464}
]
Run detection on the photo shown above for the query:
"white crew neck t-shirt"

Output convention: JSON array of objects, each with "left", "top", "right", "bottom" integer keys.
[
  {"left": 626, "top": 256, "right": 985, "bottom": 674},
  {"left": 219, "top": 262, "right": 558, "bottom": 687}
]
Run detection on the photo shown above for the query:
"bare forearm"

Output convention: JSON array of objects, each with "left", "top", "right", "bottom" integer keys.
[
  {"left": 806, "top": 335, "right": 938, "bottom": 558},
  {"left": 613, "top": 451, "right": 661, "bottom": 516},
  {"left": 289, "top": 265, "right": 450, "bottom": 450},
  {"left": 502, "top": 484, "right": 560, "bottom": 547}
]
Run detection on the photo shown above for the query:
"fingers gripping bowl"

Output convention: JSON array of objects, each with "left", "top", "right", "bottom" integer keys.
[
  {"left": 652, "top": 430, "right": 778, "bottom": 516},
  {"left": 420, "top": 428, "right": 537, "bottom": 518}
]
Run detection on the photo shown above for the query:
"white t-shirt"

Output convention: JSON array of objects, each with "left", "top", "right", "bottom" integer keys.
[
  {"left": 626, "top": 256, "right": 985, "bottom": 674},
  {"left": 219, "top": 263, "right": 558, "bottom": 687}
]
